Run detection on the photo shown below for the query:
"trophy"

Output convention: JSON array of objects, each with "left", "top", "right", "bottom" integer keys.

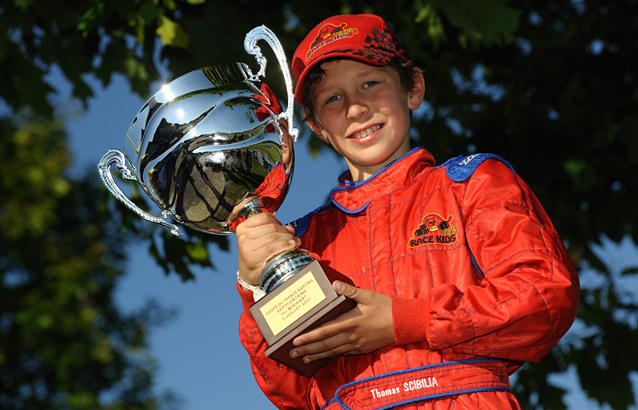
[{"left": 98, "top": 26, "right": 353, "bottom": 377}]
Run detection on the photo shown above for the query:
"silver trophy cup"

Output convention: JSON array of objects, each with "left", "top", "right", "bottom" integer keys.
[
  {"left": 98, "top": 26, "right": 355, "bottom": 376},
  {"left": 97, "top": 26, "right": 311, "bottom": 293}
]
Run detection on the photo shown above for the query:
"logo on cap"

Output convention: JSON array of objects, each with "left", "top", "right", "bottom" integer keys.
[{"left": 306, "top": 22, "right": 358, "bottom": 61}]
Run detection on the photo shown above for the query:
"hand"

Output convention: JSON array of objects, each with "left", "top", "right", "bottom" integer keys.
[
  {"left": 289, "top": 281, "right": 394, "bottom": 363},
  {"left": 236, "top": 211, "right": 300, "bottom": 287}
]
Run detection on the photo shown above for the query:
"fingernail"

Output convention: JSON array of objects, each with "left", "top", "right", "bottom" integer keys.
[
  {"left": 290, "top": 350, "right": 298, "bottom": 359},
  {"left": 334, "top": 281, "right": 344, "bottom": 293},
  {"left": 303, "top": 357, "right": 311, "bottom": 364}
]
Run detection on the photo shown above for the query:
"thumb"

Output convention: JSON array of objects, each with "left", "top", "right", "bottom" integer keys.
[{"left": 333, "top": 280, "right": 363, "bottom": 300}]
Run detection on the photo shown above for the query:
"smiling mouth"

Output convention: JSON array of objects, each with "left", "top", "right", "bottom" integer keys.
[{"left": 350, "top": 124, "right": 383, "bottom": 139}]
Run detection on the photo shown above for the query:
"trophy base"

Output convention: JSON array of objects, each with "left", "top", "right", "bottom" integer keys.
[
  {"left": 264, "top": 295, "right": 354, "bottom": 377},
  {"left": 249, "top": 260, "right": 356, "bottom": 377}
]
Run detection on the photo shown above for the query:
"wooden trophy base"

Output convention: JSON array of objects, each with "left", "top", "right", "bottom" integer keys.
[{"left": 249, "top": 260, "right": 355, "bottom": 377}]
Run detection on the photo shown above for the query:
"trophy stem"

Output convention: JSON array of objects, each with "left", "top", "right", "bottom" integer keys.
[
  {"left": 232, "top": 197, "right": 315, "bottom": 293},
  {"left": 236, "top": 198, "right": 264, "bottom": 220},
  {"left": 260, "top": 249, "right": 315, "bottom": 293}
]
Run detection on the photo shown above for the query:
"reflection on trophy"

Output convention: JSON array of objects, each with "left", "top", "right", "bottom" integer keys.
[{"left": 98, "top": 26, "right": 354, "bottom": 376}]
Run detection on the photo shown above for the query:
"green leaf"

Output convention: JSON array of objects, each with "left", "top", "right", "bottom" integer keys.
[
  {"left": 433, "top": 0, "right": 521, "bottom": 46},
  {"left": 564, "top": 158, "right": 586, "bottom": 178},
  {"left": 185, "top": 239, "right": 210, "bottom": 264},
  {"left": 156, "top": 15, "right": 189, "bottom": 48}
]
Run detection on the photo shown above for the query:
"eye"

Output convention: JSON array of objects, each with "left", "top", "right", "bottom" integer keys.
[
  {"left": 324, "top": 94, "right": 340, "bottom": 105},
  {"left": 363, "top": 80, "right": 378, "bottom": 88}
]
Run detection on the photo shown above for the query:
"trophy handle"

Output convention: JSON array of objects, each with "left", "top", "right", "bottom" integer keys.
[
  {"left": 244, "top": 25, "right": 299, "bottom": 142},
  {"left": 97, "top": 149, "right": 182, "bottom": 237}
]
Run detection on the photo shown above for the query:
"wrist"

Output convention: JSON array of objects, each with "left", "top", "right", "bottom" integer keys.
[
  {"left": 237, "top": 271, "right": 258, "bottom": 289},
  {"left": 392, "top": 297, "right": 431, "bottom": 345},
  {"left": 236, "top": 271, "right": 266, "bottom": 301}
]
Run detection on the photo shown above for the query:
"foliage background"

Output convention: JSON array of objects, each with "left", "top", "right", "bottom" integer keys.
[{"left": 1, "top": 0, "right": 637, "bottom": 409}]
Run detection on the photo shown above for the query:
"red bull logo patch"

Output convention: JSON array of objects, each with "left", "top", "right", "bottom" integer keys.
[
  {"left": 408, "top": 213, "right": 458, "bottom": 248},
  {"left": 305, "top": 22, "right": 358, "bottom": 61}
]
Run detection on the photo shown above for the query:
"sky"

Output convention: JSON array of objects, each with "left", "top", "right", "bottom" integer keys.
[{"left": 57, "top": 67, "right": 638, "bottom": 409}]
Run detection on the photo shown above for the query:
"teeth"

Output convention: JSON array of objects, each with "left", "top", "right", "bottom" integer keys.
[{"left": 352, "top": 125, "right": 381, "bottom": 139}]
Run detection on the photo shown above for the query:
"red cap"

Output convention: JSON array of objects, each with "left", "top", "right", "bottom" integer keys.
[{"left": 292, "top": 14, "right": 410, "bottom": 105}]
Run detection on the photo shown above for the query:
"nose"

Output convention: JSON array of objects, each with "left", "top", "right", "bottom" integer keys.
[{"left": 346, "top": 96, "right": 369, "bottom": 120}]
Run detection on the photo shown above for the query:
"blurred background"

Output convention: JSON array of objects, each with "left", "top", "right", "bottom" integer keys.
[{"left": 1, "top": 1, "right": 637, "bottom": 409}]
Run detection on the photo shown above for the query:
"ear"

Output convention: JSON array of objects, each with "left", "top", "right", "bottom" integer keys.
[
  {"left": 407, "top": 70, "right": 425, "bottom": 111},
  {"left": 306, "top": 118, "right": 331, "bottom": 145}
]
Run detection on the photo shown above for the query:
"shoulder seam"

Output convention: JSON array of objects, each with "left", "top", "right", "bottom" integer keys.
[{"left": 438, "top": 153, "right": 515, "bottom": 182}]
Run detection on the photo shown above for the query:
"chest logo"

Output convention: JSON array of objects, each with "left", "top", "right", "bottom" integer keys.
[{"left": 407, "top": 213, "right": 458, "bottom": 248}]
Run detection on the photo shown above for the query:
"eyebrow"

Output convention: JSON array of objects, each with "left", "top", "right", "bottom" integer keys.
[{"left": 355, "top": 67, "right": 380, "bottom": 77}]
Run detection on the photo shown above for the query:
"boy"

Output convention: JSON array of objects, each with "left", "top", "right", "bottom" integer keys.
[{"left": 235, "top": 14, "right": 579, "bottom": 409}]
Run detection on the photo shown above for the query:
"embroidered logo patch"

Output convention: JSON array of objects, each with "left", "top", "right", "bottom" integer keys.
[
  {"left": 306, "top": 22, "right": 358, "bottom": 61},
  {"left": 407, "top": 213, "right": 458, "bottom": 248}
]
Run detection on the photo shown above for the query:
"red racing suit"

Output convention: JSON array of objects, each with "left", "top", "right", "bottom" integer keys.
[{"left": 237, "top": 147, "right": 579, "bottom": 409}]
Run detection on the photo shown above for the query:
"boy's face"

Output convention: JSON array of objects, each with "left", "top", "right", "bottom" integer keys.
[{"left": 306, "top": 59, "right": 424, "bottom": 182}]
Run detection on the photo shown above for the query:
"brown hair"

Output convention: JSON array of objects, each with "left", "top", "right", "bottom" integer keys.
[{"left": 301, "top": 58, "right": 423, "bottom": 123}]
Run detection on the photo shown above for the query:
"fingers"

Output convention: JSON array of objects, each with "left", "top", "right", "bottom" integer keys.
[
  {"left": 289, "top": 284, "right": 395, "bottom": 363},
  {"left": 290, "top": 332, "right": 356, "bottom": 363},
  {"left": 289, "top": 309, "right": 362, "bottom": 362},
  {"left": 333, "top": 280, "right": 361, "bottom": 299},
  {"left": 236, "top": 212, "right": 300, "bottom": 286}
]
